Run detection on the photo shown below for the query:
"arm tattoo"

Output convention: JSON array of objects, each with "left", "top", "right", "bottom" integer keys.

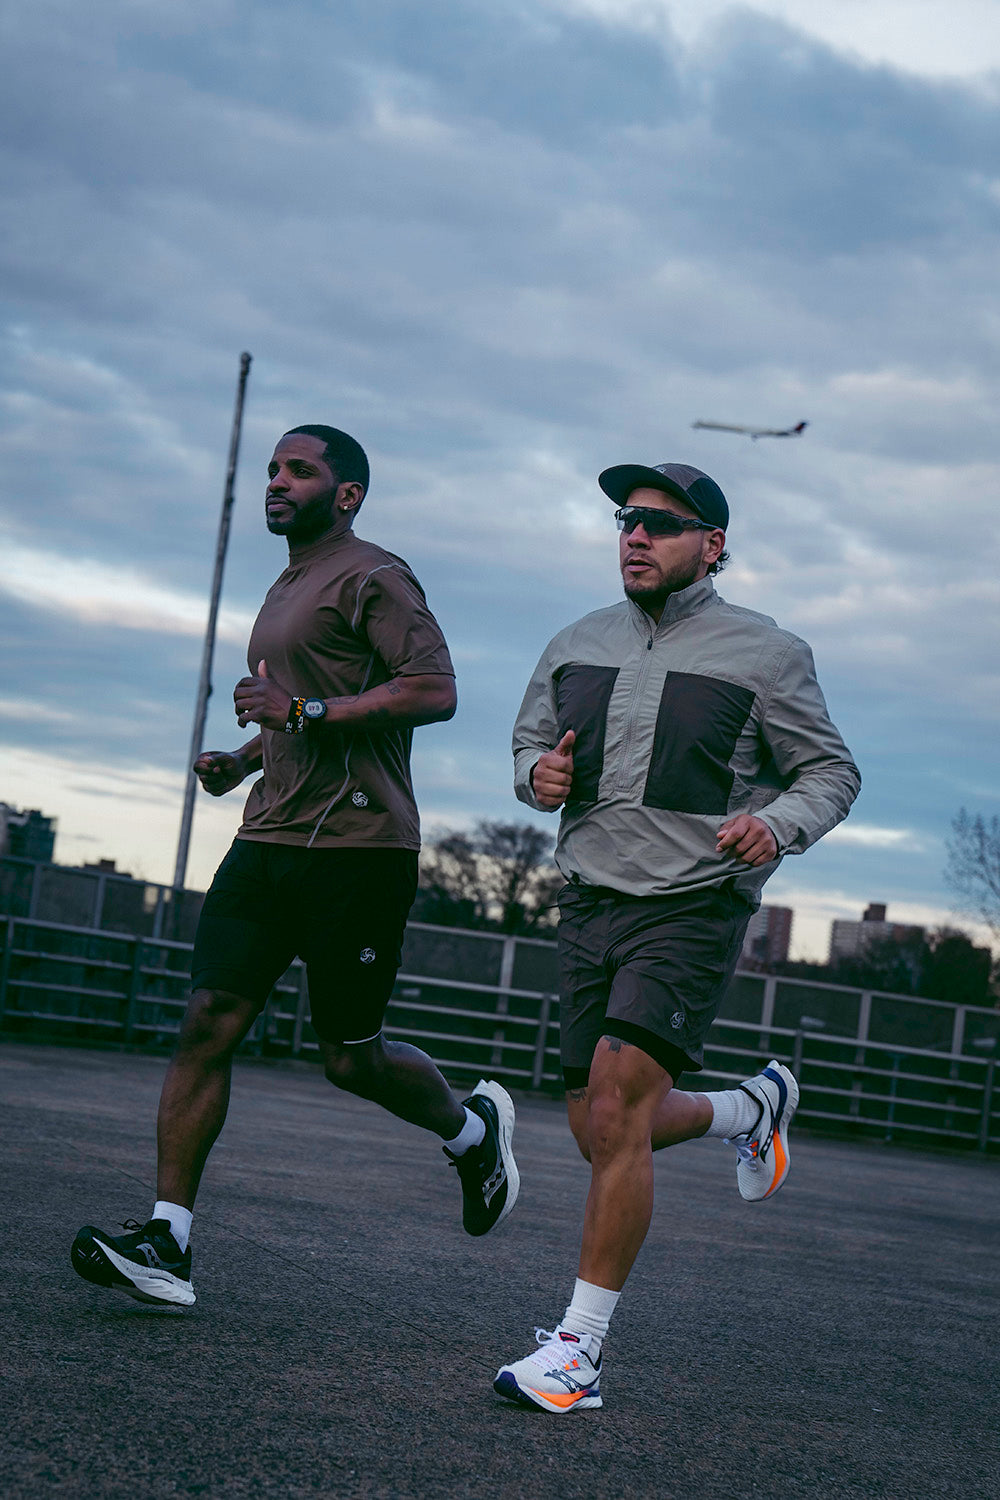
[
  {"left": 364, "top": 681, "right": 406, "bottom": 721},
  {"left": 567, "top": 1087, "right": 588, "bottom": 1103},
  {"left": 333, "top": 682, "right": 409, "bottom": 725},
  {"left": 605, "top": 1036, "right": 630, "bottom": 1054}
]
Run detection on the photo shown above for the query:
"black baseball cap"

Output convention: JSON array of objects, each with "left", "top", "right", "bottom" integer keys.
[{"left": 598, "top": 462, "right": 729, "bottom": 529}]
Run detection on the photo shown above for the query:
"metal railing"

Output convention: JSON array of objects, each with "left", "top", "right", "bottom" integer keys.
[{"left": 0, "top": 911, "right": 997, "bottom": 1152}]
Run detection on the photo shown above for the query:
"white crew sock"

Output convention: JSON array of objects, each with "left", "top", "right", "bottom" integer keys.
[
  {"left": 701, "top": 1087, "right": 763, "bottom": 1141},
  {"left": 152, "top": 1201, "right": 193, "bottom": 1253},
  {"left": 442, "top": 1106, "right": 486, "bottom": 1157},
  {"left": 560, "top": 1278, "right": 621, "bottom": 1355}
]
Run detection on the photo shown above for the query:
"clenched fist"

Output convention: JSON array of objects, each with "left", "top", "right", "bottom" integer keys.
[
  {"left": 716, "top": 814, "right": 778, "bottom": 867},
  {"left": 531, "top": 730, "right": 576, "bottom": 810},
  {"left": 233, "top": 659, "right": 293, "bottom": 731},
  {"left": 193, "top": 749, "right": 248, "bottom": 797}
]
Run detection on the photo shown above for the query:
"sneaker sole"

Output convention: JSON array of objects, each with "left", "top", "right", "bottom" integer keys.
[
  {"left": 72, "top": 1232, "right": 196, "bottom": 1306},
  {"left": 471, "top": 1079, "right": 520, "bottom": 1232},
  {"left": 493, "top": 1369, "right": 602, "bottom": 1413},
  {"left": 739, "top": 1061, "right": 799, "bottom": 1203}
]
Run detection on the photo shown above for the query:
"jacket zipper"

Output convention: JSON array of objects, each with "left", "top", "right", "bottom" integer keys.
[{"left": 614, "top": 618, "right": 657, "bottom": 792}]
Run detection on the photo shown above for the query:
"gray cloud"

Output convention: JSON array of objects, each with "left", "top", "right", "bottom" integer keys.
[{"left": 1, "top": 0, "right": 997, "bottom": 950}]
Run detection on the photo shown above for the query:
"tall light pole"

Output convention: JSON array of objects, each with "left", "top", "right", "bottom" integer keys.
[{"left": 172, "top": 351, "right": 253, "bottom": 892}]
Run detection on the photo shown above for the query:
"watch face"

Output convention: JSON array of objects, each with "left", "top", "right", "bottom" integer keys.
[{"left": 303, "top": 698, "right": 327, "bottom": 719}]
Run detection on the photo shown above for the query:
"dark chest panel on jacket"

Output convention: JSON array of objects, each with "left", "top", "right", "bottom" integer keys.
[{"left": 553, "top": 652, "right": 757, "bottom": 816}]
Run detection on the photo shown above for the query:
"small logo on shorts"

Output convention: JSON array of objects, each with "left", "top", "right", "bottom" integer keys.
[
  {"left": 359, "top": 947, "right": 376, "bottom": 964},
  {"left": 352, "top": 791, "right": 369, "bottom": 807},
  {"left": 670, "top": 1011, "right": 685, "bottom": 1030}
]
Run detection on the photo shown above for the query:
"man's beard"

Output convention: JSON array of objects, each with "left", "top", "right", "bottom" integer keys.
[
  {"left": 267, "top": 495, "right": 336, "bottom": 541},
  {"left": 622, "top": 557, "right": 703, "bottom": 609}
]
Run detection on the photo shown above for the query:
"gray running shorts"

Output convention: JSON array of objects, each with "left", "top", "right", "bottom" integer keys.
[{"left": 557, "top": 878, "right": 754, "bottom": 1086}]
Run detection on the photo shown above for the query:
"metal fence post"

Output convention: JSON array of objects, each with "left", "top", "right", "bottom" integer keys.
[
  {"left": 292, "top": 965, "right": 309, "bottom": 1057},
  {"left": 531, "top": 994, "right": 553, "bottom": 1089},
  {"left": 951, "top": 1006, "right": 966, "bottom": 1059},
  {"left": 759, "top": 975, "right": 776, "bottom": 1051},
  {"left": 122, "top": 937, "right": 145, "bottom": 1044},
  {"left": 152, "top": 886, "right": 166, "bottom": 941},
  {"left": 0, "top": 914, "right": 13, "bottom": 1027},
  {"left": 978, "top": 1059, "right": 996, "bottom": 1152},
  {"left": 490, "top": 934, "right": 516, "bottom": 1070},
  {"left": 885, "top": 1052, "right": 902, "bottom": 1141},
  {"left": 792, "top": 1027, "right": 805, "bottom": 1078},
  {"left": 850, "top": 992, "right": 873, "bottom": 1118}
]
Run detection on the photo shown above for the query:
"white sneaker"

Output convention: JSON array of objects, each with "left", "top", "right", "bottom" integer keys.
[
  {"left": 494, "top": 1328, "right": 603, "bottom": 1413},
  {"left": 726, "top": 1060, "right": 799, "bottom": 1202}
]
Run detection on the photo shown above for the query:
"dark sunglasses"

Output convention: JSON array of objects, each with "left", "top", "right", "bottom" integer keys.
[{"left": 614, "top": 506, "right": 717, "bottom": 537}]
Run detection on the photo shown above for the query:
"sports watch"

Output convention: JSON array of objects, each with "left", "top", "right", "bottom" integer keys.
[{"left": 302, "top": 698, "right": 328, "bottom": 722}]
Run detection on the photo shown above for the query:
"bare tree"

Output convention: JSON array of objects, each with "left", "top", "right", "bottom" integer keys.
[
  {"left": 417, "top": 820, "right": 562, "bottom": 933},
  {"left": 945, "top": 809, "right": 1000, "bottom": 939}
]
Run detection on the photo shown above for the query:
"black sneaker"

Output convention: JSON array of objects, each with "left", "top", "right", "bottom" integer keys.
[
  {"left": 71, "top": 1218, "right": 196, "bottom": 1305},
  {"left": 446, "top": 1079, "right": 520, "bottom": 1236}
]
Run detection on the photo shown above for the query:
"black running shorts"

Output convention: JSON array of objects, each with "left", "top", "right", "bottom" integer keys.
[
  {"left": 557, "top": 879, "right": 754, "bottom": 1087},
  {"left": 191, "top": 840, "right": 418, "bottom": 1044}
]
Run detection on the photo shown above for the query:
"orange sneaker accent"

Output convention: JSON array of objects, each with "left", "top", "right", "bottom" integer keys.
[
  {"left": 529, "top": 1387, "right": 593, "bottom": 1409},
  {"left": 765, "top": 1131, "right": 788, "bottom": 1196}
]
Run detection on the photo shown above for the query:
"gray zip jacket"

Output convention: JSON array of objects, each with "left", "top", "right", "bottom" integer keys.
[{"left": 513, "top": 576, "right": 860, "bottom": 901}]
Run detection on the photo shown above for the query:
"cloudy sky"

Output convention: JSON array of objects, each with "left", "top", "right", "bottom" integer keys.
[{"left": 3, "top": 0, "right": 999, "bottom": 959}]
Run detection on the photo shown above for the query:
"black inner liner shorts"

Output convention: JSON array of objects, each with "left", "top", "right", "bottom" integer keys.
[
  {"left": 191, "top": 839, "right": 418, "bottom": 1044},
  {"left": 557, "top": 877, "right": 755, "bottom": 1088}
]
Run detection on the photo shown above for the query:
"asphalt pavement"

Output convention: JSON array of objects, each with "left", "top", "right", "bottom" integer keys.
[{"left": 2, "top": 1041, "right": 997, "bottom": 1500}]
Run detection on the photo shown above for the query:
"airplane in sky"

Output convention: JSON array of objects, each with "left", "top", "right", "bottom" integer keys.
[{"left": 692, "top": 419, "right": 809, "bottom": 440}]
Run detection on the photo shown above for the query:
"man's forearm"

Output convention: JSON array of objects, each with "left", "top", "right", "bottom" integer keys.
[
  {"left": 756, "top": 757, "right": 861, "bottom": 856},
  {"left": 237, "top": 736, "right": 264, "bottom": 772},
  {"left": 323, "top": 674, "right": 457, "bottom": 732}
]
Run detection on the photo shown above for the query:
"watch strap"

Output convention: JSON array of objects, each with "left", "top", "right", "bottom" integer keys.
[{"left": 283, "top": 697, "right": 306, "bottom": 734}]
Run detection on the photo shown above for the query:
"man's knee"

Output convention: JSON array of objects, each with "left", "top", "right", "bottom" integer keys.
[
  {"left": 176, "top": 987, "right": 259, "bottom": 1059},
  {"left": 585, "top": 1068, "right": 668, "bottom": 1162},
  {"left": 322, "top": 1038, "right": 381, "bottom": 1096},
  {"left": 585, "top": 1091, "right": 640, "bottom": 1161},
  {"left": 582, "top": 1037, "right": 672, "bottom": 1156}
]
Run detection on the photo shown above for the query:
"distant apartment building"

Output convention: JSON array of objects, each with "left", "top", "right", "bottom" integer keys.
[
  {"left": 0, "top": 803, "right": 56, "bottom": 862},
  {"left": 741, "top": 904, "right": 793, "bottom": 970},
  {"left": 828, "top": 902, "right": 925, "bottom": 964}
]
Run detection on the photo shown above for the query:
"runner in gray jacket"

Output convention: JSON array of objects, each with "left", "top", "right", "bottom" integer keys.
[{"left": 494, "top": 460, "right": 860, "bottom": 1414}]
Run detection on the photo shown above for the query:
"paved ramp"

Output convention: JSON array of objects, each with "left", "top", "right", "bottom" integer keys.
[{"left": 2, "top": 1043, "right": 996, "bottom": 1499}]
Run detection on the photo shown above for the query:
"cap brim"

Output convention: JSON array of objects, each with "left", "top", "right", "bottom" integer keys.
[{"left": 598, "top": 464, "right": 696, "bottom": 512}]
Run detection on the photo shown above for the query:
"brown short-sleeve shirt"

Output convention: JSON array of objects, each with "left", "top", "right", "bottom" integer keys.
[{"left": 237, "top": 529, "right": 454, "bottom": 850}]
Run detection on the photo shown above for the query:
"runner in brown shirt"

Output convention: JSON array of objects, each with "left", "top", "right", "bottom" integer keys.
[{"left": 71, "top": 425, "right": 519, "bottom": 1306}]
